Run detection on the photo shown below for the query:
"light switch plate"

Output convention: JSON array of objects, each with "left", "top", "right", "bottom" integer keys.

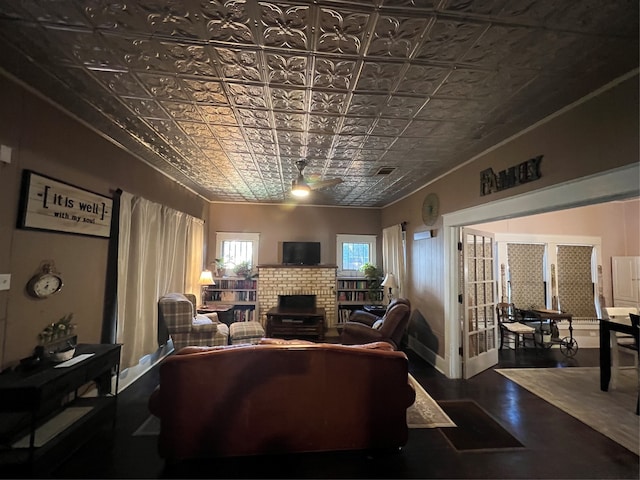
[
  {"left": 0, "top": 274, "right": 10, "bottom": 291},
  {"left": 0, "top": 145, "right": 11, "bottom": 164}
]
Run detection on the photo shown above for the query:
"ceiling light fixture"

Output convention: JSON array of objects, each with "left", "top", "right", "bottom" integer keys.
[{"left": 291, "top": 177, "right": 310, "bottom": 197}]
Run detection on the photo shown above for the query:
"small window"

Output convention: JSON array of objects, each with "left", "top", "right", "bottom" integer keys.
[
  {"left": 336, "top": 234, "right": 377, "bottom": 274},
  {"left": 215, "top": 232, "right": 259, "bottom": 275}
]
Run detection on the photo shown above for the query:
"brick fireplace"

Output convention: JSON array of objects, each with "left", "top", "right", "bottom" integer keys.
[{"left": 257, "top": 265, "right": 337, "bottom": 328}]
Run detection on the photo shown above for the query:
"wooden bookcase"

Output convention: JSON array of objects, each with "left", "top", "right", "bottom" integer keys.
[
  {"left": 204, "top": 277, "right": 258, "bottom": 322},
  {"left": 336, "top": 277, "right": 383, "bottom": 323}
]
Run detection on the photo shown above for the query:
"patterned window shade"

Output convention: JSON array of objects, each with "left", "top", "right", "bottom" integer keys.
[
  {"left": 557, "top": 245, "right": 596, "bottom": 318},
  {"left": 507, "top": 244, "right": 545, "bottom": 309}
]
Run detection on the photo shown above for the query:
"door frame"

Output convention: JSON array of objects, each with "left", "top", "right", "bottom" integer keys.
[{"left": 442, "top": 163, "right": 639, "bottom": 379}]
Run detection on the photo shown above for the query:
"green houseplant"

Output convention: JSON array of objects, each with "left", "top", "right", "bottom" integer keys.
[
  {"left": 212, "top": 258, "right": 225, "bottom": 277},
  {"left": 233, "top": 261, "right": 253, "bottom": 279},
  {"left": 360, "top": 263, "right": 383, "bottom": 302}
]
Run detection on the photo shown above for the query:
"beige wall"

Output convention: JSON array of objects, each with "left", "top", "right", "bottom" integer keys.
[
  {"left": 205, "top": 203, "right": 381, "bottom": 266},
  {"left": 382, "top": 74, "right": 639, "bottom": 359},
  {"left": 474, "top": 198, "right": 640, "bottom": 308},
  {"left": 0, "top": 73, "right": 208, "bottom": 368}
]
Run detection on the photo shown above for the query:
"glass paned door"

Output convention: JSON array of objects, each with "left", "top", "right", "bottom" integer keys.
[{"left": 461, "top": 228, "right": 498, "bottom": 379}]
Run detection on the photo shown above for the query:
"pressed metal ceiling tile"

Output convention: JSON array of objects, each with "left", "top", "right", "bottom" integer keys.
[{"left": 0, "top": 0, "right": 636, "bottom": 206}]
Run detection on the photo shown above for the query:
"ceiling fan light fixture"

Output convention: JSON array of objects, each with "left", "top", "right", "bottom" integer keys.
[{"left": 291, "top": 179, "right": 310, "bottom": 197}]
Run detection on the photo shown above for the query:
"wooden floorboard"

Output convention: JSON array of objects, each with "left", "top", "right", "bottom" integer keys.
[{"left": 35, "top": 346, "right": 639, "bottom": 479}]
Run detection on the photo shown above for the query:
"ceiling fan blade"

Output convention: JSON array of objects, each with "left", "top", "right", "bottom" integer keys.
[{"left": 309, "top": 178, "right": 343, "bottom": 190}]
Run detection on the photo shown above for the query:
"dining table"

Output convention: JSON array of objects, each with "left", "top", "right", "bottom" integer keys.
[
  {"left": 598, "top": 316, "right": 639, "bottom": 415},
  {"left": 599, "top": 317, "right": 639, "bottom": 390}
]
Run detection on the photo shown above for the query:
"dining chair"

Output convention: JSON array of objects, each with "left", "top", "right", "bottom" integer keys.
[
  {"left": 496, "top": 302, "right": 536, "bottom": 350},
  {"left": 603, "top": 306, "right": 639, "bottom": 389}
]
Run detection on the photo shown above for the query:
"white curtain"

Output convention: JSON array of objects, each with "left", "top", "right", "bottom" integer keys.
[
  {"left": 382, "top": 224, "right": 406, "bottom": 299},
  {"left": 117, "top": 191, "right": 204, "bottom": 369}
]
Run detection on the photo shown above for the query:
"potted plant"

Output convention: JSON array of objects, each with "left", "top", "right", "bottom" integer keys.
[
  {"left": 360, "top": 263, "right": 383, "bottom": 302},
  {"left": 233, "top": 261, "right": 253, "bottom": 279},
  {"left": 212, "top": 258, "right": 225, "bottom": 277}
]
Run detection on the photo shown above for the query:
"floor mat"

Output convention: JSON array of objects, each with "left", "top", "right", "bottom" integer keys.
[{"left": 438, "top": 400, "right": 524, "bottom": 452}]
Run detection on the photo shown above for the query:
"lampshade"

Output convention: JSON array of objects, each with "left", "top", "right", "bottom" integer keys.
[
  {"left": 291, "top": 179, "right": 310, "bottom": 197},
  {"left": 198, "top": 270, "right": 215, "bottom": 285},
  {"left": 381, "top": 272, "right": 398, "bottom": 289}
]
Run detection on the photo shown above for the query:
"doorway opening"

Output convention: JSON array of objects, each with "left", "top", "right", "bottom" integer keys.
[{"left": 442, "top": 163, "right": 639, "bottom": 379}]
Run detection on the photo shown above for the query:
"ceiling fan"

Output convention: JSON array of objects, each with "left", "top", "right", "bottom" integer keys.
[{"left": 291, "top": 160, "right": 343, "bottom": 198}]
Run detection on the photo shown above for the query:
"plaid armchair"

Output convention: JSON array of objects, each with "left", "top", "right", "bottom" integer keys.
[{"left": 158, "top": 293, "right": 229, "bottom": 351}]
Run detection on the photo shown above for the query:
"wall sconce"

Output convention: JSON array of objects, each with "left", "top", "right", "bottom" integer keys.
[{"left": 198, "top": 270, "right": 215, "bottom": 306}]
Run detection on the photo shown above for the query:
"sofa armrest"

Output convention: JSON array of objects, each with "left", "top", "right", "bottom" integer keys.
[
  {"left": 347, "top": 310, "right": 379, "bottom": 327},
  {"left": 340, "top": 321, "right": 387, "bottom": 345}
]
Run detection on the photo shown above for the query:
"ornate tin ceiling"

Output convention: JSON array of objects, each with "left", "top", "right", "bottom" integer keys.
[{"left": 0, "top": 1, "right": 637, "bottom": 206}]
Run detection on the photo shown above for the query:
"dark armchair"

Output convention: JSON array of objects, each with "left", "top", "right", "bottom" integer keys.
[{"left": 340, "top": 298, "right": 411, "bottom": 350}]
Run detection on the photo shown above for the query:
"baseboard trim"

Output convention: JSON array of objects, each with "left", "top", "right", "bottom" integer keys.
[
  {"left": 408, "top": 336, "right": 448, "bottom": 376},
  {"left": 116, "top": 342, "right": 174, "bottom": 392}
]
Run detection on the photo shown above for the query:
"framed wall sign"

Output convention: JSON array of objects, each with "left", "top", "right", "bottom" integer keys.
[{"left": 17, "top": 170, "right": 113, "bottom": 238}]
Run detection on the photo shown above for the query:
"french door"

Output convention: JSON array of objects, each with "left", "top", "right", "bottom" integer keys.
[{"left": 460, "top": 228, "right": 498, "bottom": 379}]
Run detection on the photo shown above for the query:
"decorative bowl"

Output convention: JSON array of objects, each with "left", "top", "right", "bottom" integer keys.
[{"left": 50, "top": 348, "right": 75, "bottom": 363}]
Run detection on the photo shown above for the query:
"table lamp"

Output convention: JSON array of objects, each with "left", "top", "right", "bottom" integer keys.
[
  {"left": 198, "top": 270, "right": 215, "bottom": 307},
  {"left": 381, "top": 272, "right": 398, "bottom": 303}
]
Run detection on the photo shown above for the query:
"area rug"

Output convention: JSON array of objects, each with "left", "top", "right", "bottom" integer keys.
[
  {"left": 133, "top": 374, "right": 454, "bottom": 436},
  {"left": 438, "top": 400, "right": 524, "bottom": 452},
  {"left": 407, "top": 374, "right": 456, "bottom": 428},
  {"left": 407, "top": 375, "right": 456, "bottom": 428},
  {"left": 132, "top": 414, "right": 160, "bottom": 436},
  {"left": 496, "top": 367, "right": 639, "bottom": 455}
]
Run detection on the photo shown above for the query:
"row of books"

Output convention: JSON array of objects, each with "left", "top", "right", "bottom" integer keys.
[
  {"left": 337, "top": 291, "right": 383, "bottom": 302},
  {"left": 205, "top": 291, "right": 257, "bottom": 302},
  {"left": 208, "top": 279, "right": 257, "bottom": 290},
  {"left": 337, "top": 308, "right": 353, "bottom": 323},
  {"left": 233, "top": 308, "right": 255, "bottom": 322},
  {"left": 336, "top": 280, "right": 376, "bottom": 289}
]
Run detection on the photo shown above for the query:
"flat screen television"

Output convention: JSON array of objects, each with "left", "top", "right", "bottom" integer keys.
[{"left": 282, "top": 241, "right": 321, "bottom": 266}]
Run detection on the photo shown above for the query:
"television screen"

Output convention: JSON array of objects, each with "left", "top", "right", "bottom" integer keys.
[{"left": 282, "top": 242, "right": 321, "bottom": 265}]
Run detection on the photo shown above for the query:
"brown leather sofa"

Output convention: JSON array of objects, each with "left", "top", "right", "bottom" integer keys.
[
  {"left": 148, "top": 339, "right": 416, "bottom": 460},
  {"left": 340, "top": 298, "right": 411, "bottom": 349}
]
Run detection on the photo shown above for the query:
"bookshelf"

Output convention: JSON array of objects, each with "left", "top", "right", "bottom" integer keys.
[
  {"left": 336, "top": 277, "right": 384, "bottom": 323},
  {"left": 204, "top": 277, "right": 258, "bottom": 323}
]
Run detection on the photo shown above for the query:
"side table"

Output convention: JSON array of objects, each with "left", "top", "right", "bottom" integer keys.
[
  {"left": 198, "top": 304, "right": 234, "bottom": 325},
  {"left": 0, "top": 343, "right": 121, "bottom": 475}
]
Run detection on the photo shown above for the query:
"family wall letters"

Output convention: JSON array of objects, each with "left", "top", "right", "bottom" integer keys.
[{"left": 480, "top": 154, "right": 543, "bottom": 196}]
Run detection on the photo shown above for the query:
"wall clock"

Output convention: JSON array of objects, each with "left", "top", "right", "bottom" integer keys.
[
  {"left": 26, "top": 262, "right": 64, "bottom": 299},
  {"left": 422, "top": 193, "right": 440, "bottom": 226}
]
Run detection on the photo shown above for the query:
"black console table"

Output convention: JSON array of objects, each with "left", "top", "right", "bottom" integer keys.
[
  {"left": 0, "top": 343, "right": 121, "bottom": 475},
  {"left": 266, "top": 307, "right": 325, "bottom": 341}
]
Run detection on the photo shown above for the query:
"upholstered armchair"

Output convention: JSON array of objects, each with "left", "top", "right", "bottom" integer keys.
[
  {"left": 158, "top": 293, "right": 229, "bottom": 351},
  {"left": 340, "top": 298, "right": 411, "bottom": 350}
]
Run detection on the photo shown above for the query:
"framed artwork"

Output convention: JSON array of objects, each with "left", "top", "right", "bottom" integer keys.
[{"left": 17, "top": 170, "right": 113, "bottom": 238}]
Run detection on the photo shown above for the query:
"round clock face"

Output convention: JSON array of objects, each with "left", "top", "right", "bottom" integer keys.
[
  {"left": 28, "top": 273, "right": 63, "bottom": 298},
  {"left": 422, "top": 193, "right": 440, "bottom": 226}
]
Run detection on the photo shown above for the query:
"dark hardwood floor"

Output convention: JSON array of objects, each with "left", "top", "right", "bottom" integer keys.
[{"left": 27, "top": 346, "right": 640, "bottom": 478}]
